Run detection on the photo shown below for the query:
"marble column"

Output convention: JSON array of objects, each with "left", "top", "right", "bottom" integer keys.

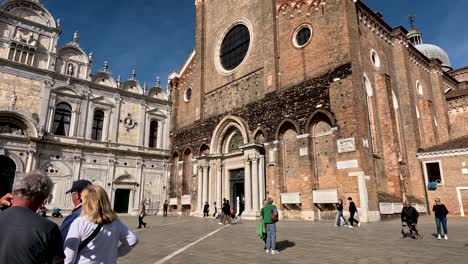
[
  {"left": 197, "top": 166, "right": 203, "bottom": 212},
  {"left": 259, "top": 155, "right": 265, "bottom": 206},
  {"left": 202, "top": 164, "right": 209, "bottom": 206},
  {"left": 216, "top": 159, "right": 222, "bottom": 207},
  {"left": 25, "top": 150, "right": 34, "bottom": 173},
  {"left": 244, "top": 156, "right": 252, "bottom": 212},
  {"left": 224, "top": 167, "right": 230, "bottom": 204},
  {"left": 251, "top": 155, "right": 259, "bottom": 212}
]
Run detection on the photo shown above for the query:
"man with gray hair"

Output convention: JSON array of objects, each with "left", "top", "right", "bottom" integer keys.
[
  {"left": 261, "top": 197, "right": 279, "bottom": 255},
  {"left": 0, "top": 172, "right": 65, "bottom": 264}
]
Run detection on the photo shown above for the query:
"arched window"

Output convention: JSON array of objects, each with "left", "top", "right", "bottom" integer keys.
[
  {"left": 91, "top": 110, "right": 104, "bottom": 141},
  {"left": 363, "top": 75, "right": 380, "bottom": 154},
  {"left": 53, "top": 103, "right": 72, "bottom": 136},
  {"left": 149, "top": 121, "right": 159, "bottom": 148}
]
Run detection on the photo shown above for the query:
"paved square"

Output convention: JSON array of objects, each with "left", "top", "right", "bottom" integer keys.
[{"left": 112, "top": 215, "right": 468, "bottom": 264}]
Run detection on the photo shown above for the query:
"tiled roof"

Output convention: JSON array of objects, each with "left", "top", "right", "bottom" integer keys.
[{"left": 419, "top": 136, "right": 468, "bottom": 153}]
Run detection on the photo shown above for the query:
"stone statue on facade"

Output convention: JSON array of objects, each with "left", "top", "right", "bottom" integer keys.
[
  {"left": 9, "top": 92, "right": 17, "bottom": 111},
  {"left": 67, "top": 64, "right": 74, "bottom": 76}
]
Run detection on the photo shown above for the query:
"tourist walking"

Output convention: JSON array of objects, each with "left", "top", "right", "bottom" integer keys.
[
  {"left": 347, "top": 197, "right": 360, "bottom": 228},
  {"left": 433, "top": 198, "right": 449, "bottom": 240},
  {"left": 262, "top": 198, "right": 279, "bottom": 255},
  {"left": 163, "top": 200, "right": 168, "bottom": 217},
  {"left": 219, "top": 198, "right": 227, "bottom": 225},
  {"left": 60, "top": 180, "right": 92, "bottom": 241},
  {"left": 138, "top": 201, "right": 147, "bottom": 228},
  {"left": 64, "top": 185, "right": 138, "bottom": 263},
  {"left": 0, "top": 172, "right": 65, "bottom": 264},
  {"left": 335, "top": 199, "right": 348, "bottom": 227},
  {"left": 401, "top": 201, "right": 420, "bottom": 239},
  {"left": 203, "top": 201, "right": 210, "bottom": 217},
  {"left": 213, "top": 202, "right": 217, "bottom": 217},
  {"left": 222, "top": 200, "right": 232, "bottom": 225}
]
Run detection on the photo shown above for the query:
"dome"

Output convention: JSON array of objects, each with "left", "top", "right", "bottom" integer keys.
[
  {"left": 415, "top": 44, "right": 452, "bottom": 69},
  {"left": 0, "top": 0, "right": 57, "bottom": 28}
]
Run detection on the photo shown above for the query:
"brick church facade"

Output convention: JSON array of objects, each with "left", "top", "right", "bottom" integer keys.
[{"left": 167, "top": 0, "right": 468, "bottom": 221}]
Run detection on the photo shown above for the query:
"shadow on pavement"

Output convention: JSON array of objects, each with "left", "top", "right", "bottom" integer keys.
[{"left": 276, "top": 240, "right": 296, "bottom": 251}]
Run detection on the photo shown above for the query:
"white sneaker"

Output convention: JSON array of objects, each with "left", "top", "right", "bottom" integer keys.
[
  {"left": 444, "top": 235, "right": 448, "bottom": 240},
  {"left": 344, "top": 224, "right": 348, "bottom": 226},
  {"left": 348, "top": 226, "right": 354, "bottom": 228},
  {"left": 266, "top": 249, "right": 271, "bottom": 254},
  {"left": 334, "top": 224, "right": 338, "bottom": 227},
  {"left": 437, "top": 234, "right": 441, "bottom": 240},
  {"left": 358, "top": 222, "right": 361, "bottom": 227},
  {"left": 218, "top": 222, "right": 223, "bottom": 225},
  {"left": 270, "top": 250, "right": 280, "bottom": 255}
]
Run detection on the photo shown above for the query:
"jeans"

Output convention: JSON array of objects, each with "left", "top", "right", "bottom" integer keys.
[
  {"left": 265, "top": 223, "right": 276, "bottom": 250},
  {"left": 335, "top": 210, "right": 348, "bottom": 226},
  {"left": 349, "top": 212, "right": 359, "bottom": 226},
  {"left": 220, "top": 212, "right": 225, "bottom": 222},
  {"left": 435, "top": 217, "right": 448, "bottom": 235}
]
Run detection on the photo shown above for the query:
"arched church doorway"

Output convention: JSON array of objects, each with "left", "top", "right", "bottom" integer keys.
[{"left": 0, "top": 156, "right": 16, "bottom": 197}]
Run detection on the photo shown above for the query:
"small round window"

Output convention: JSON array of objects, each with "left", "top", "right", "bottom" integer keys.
[
  {"left": 184, "top": 87, "right": 192, "bottom": 102},
  {"left": 220, "top": 24, "right": 250, "bottom": 71},
  {"left": 293, "top": 24, "right": 313, "bottom": 48},
  {"left": 370, "top": 49, "right": 381, "bottom": 68}
]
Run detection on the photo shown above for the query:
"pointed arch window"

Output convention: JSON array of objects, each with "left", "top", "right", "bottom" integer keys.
[
  {"left": 53, "top": 103, "right": 72, "bottom": 136},
  {"left": 149, "top": 121, "right": 159, "bottom": 148},
  {"left": 363, "top": 75, "right": 380, "bottom": 154},
  {"left": 91, "top": 110, "right": 104, "bottom": 141}
]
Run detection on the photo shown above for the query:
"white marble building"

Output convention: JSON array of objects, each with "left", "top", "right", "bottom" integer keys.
[{"left": 0, "top": 0, "right": 170, "bottom": 214}]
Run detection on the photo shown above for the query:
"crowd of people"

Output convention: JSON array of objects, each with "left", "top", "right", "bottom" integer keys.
[
  {"left": 332, "top": 196, "right": 449, "bottom": 240},
  {"left": 0, "top": 172, "right": 138, "bottom": 264},
  {"left": 0, "top": 172, "right": 453, "bottom": 261}
]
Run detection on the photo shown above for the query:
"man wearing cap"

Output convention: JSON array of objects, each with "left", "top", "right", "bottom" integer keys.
[{"left": 60, "top": 180, "right": 91, "bottom": 241}]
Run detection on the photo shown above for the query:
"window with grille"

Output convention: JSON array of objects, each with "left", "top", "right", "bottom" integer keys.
[{"left": 220, "top": 24, "right": 250, "bottom": 71}]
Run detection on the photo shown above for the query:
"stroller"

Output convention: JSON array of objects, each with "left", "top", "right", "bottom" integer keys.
[
  {"left": 401, "top": 221, "right": 422, "bottom": 239},
  {"left": 52, "top": 208, "right": 63, "bottom": 218}
]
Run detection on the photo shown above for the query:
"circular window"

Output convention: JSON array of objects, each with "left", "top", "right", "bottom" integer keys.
[
  {"left": 293, "top": 24, "right": 313, "bottom": 48},
  {"left": 370, "top": 49, "right": 381, "bottom": 68},
  {"left": 416, "top": 81, "right": 423, "bottom": 95},
  {"left": 219, "top": 24, "right": 250, "bottom": 71},
  {"left": 184, "top": 87, "right": 192, "bottom": 102}
]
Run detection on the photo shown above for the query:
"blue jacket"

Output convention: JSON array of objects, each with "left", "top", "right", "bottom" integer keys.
[{"left": 60, "top": 206, "right": 82, "bottom": 242}]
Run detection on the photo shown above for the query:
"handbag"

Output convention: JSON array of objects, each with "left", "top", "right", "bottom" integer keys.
[
  {"left": 78, "top": 224, "right": 103, "bottom": 253},
  {"left": 270, "top": 208, "right": 279, "bottom": 223}
]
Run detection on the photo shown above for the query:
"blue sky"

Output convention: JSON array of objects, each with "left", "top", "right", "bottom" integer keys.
[{"left": 36, "top": 0, "right": 468, "bottom": 87}]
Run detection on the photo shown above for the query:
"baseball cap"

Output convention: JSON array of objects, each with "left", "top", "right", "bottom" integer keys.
[{"left": 65, "top": 180, "right": 92, "bottom": 194}]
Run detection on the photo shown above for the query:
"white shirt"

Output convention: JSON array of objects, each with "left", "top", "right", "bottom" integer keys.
[{"left": 64, "top": 216, "right": 138, "bottom": 264}]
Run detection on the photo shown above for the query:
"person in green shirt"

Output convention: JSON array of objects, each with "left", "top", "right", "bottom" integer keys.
[{"left": 261, "top": 197, "right": 279, "bottom": 255}]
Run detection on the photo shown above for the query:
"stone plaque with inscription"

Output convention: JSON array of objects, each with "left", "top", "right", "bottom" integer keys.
[
  {"left": 181, "top": 195, "right": 191, "bottom": 205},
  {"left": 337, "top": 160, "right": 358, "bottom": 170},
  {"left": 337, "top": 138, "right": 356, "bottom": 153},
  {"left": 280, "top": 192, "right": 301, "bottom": 204},
  {"left": 379, "top": 203, "right": 394, "bottom": 214}
]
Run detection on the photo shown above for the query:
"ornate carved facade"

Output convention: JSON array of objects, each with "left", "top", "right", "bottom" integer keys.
[{"left": 0, "top": 0, "right": 170, "bottom": 214}]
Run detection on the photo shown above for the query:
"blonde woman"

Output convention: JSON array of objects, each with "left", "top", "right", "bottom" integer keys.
[{"left": 64, "top": 185, "right": 138, "bottom": 264}]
